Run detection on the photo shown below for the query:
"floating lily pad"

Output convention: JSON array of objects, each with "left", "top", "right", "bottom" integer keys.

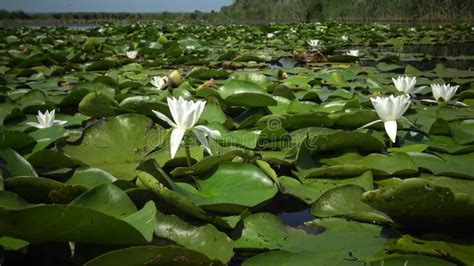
[
  {"left": 311, "top": 185, "right": 393, "bottom": 224},
  {"left": 137, "top": 166, "right": 243, "bottom": 229},
  {"left": 5, "top": 176, "right": 86, "bottom": 203},
  {"left": 235, "top": 213, "right": 387, "bottom": 263},
  {"left": 279, "top": 171, "right": 374, "bottom": 204},
  {"left": 0, "top": 186, "right": 156, "bottom": 244},
  {"left": 218, "top": 80, "right": 276, "bottom": 107},
  {"left": 176, "top": 162, "right": 278, "bottom": 213},
  {"left": 362, "top": 178, "right": 474, "bottom": 226},
  {"left": 85, "top": 246, "right": 221, "bottom": 266},
  {"left": 387, "top": 235, "right": 474, "bottom": 265},
  {"left": 0, "top": 148, "right": 37, "bottom": 177},
  {"left": 155, "top": 212, "right": 234, "bottom": 263},
  {"left": 64, "top": 114, "right": 165, "bottom": 180}
]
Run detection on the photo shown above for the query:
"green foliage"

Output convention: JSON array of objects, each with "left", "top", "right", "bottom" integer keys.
[{"left": 222, "top": 0, "right": 474, "bottom": 23}]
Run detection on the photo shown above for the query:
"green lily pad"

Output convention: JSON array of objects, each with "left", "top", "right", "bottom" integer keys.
[
  {"left": 388, "top": 235, "right": 474, "bottom": 265},
  {"left": 311, "top": 185, "right": 393, "bottom": 224},
  {"left": 5, "top": 176, "right": 86, "bottom": 203},
  {"left": 171, "top": 150, "right": 252, "bottom": 176},
  {"left": 370, "top": 255, "right": 455, "bottom": 266},
  {"left": 0, "top": 236, "right": 29, "bottom": 251},
  {"left": 187, "top": 67, "right": 229, "bottom": 80},
  {"left": 409, "top": 152, "right": 474, "bottom": 179},
  {"left": 0, "top": 148, "right": 37, "bottom": 177},
  {"left": 176, "top": 162, "right": 278, "bottom": 213},
  {"left": 0, "top": 130, "right": 36, "bottom": 150},
  {"left": 279, "top": 171, "right": 374, "bottom": 204},
  {"left": 235, "top": 213, "right": 387, "bottom": 262},
  {"left": 65, "top": 167, "right": 117, "bottom": 188},
  {"left": 155, "top": 212, "right": 234, "bottom": 263},
  {"left": 304, "top": 131, "right": 385, "bottom": 153},
  {"left": 85, "top": 246, "right": 222, "bottom": 266},
  {"left": 137, "top": 166, "right": 243, "bottom": 229},
  {"left": 218, "top": 80, "right": 276, "bottom": 107},
  {"left": 26, "top": 125, "right": 68, "bottom": 156},
  {"left": 362, "top": 178, "right": 474, "bottom": 226},
  {"left": 0, "top": 187, "right": 156, "bottom": 244},
  {"left": 64, "top": 114, "right": 165, "bottom": 180},
  {"left": 78, "top": 91, "right": 119, "bottom": 118}
]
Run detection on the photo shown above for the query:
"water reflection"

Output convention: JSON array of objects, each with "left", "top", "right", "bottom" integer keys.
[{"left": 279, "top": 208, "right": 314, "bottom": 227}]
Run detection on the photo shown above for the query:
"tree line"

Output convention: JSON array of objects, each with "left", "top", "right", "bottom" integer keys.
[
  {"left": 221, "top": 0, "right": 474, "bottom": 23},
  {"left": 0, "top": 10, "right": 220, "bottom": 22},
  {"left": 1, "top": 0, "right": 473, "bottom": 24}
]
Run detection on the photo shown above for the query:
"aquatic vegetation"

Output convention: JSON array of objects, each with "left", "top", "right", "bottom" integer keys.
[{"left": 0, "top": 22, "right": 473, "bottom": 265}]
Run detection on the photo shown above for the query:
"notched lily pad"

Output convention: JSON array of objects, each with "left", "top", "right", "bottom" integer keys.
[{"left": 362, "top": 178, "right": 474, "bottom": 227}]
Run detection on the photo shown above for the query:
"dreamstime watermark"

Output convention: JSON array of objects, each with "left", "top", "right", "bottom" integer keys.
[
  {"left": 266, "top": 116, "right": 283, "bottom": 131},
  {"left": 143, "top": 117, "right": 330, "bottom": 152},
  {"left": 142, "top": 130, "right": 167, "bottom": 152}
]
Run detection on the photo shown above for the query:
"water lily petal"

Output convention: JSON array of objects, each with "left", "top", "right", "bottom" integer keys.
[
  {"left": 358, "top": 119, "right": 383, "bottom": 130},
  {"left": 431, "top": 84, "right": 459, "bottom": 102},
  {"left": 152, "top": 110, "right": 177, "bottom": 128},
  {"left": 191, "top": 101, "right": 206, "bottom": 127},
  {"left": 371, "top": 95, "right": 410, "bottom": 121},
  {"left": 167, "top": 97, "right": 181, "bottom": 126},
  {"left": 384, "top": 120, "right": 398, "bottom": 143},
  {"left": 26, "top": 122, "right": 44, "bottom": 129},
  {"left": 181, "top": 99, "right": 198, "bottom": 128},
  {"left": 47, "top": 110, "right": 55, "bottom": 127},
  {"left": 394, "top": 95, "right": 411, "bottom": 119},
  {"left": 192, "top": 128, "right": 212, "bottom": 154},
  {"left": 453, "top": 101, "right": 469, "bottom": 107},
  {"left": 54, "top": 120, "right": 68, "bottom": 126},
  {"left": 175, "top": 97, "right": 188, "bottom": 127},
  {"left": 170, "top": 128, "right": 185, "bottom": 159},
  {"left": 36, "top": 111, "right": 47, "bottom": 127},
  {"left": 393, "top": 76, "right": 416, "bottom": 94},
  {"left": 194, "top": 125, "right": 221, "bottom": 138},
  {"left": 371, "top": 97, "right": 391, "bottom": 119}
]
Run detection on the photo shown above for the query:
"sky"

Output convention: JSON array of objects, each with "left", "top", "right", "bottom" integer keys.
[{"left": 0, "top": 0, "right": 234, "bottom": 13}]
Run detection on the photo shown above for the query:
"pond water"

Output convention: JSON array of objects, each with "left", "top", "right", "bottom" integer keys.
[{"left": 279, "top": 208, "right": 315, "bottom": 227}]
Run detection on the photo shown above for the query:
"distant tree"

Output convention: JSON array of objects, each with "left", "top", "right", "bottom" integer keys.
[
  {"left": 0, "top": 10, "right": 9, "bottom": 20},
  {"left": 305, "top": 1, "right": 323, "bottom": 22}
]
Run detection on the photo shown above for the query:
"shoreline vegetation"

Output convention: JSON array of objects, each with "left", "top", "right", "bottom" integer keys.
[{"left": 1, "top": 0, "right": 474, "bottom": 26}]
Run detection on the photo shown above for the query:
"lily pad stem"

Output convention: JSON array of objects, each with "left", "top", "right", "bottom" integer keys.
[{"left": 184, "top": 134, "right": 193, "bottom": 167}]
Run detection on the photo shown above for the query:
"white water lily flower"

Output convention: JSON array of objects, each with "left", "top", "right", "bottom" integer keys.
[
  {"left": 392, "top": 76, "right": 417, "bottom": 94},
  {"left": 307, "top": 39, "right": 320, "bottom": 48},
  {"left": 360, "top": 95, "right": 411, "bottom": 143},
  {"left": 126, "top": 51, "right": 138, "bottom": 59},
  {"left": 153, "top": 97, "right": 221, "bottom": 159},
  {"left": 150, "top": 76, "right": 169, "bottom": 90},
  {"left": 267, "top": 33, "right": 275, "bottom": 38},
  {"left": 26, "top": 110, "right": 67, "bottom": 129},
  {"left": 341, "top": 35, "right": 349, "bottom": 41},
  {"left": 431, "top": 83, "right": 460, "bottom": 102},
  {"left": 345, "top": 50, "right": 360, "bottom": 57}
]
